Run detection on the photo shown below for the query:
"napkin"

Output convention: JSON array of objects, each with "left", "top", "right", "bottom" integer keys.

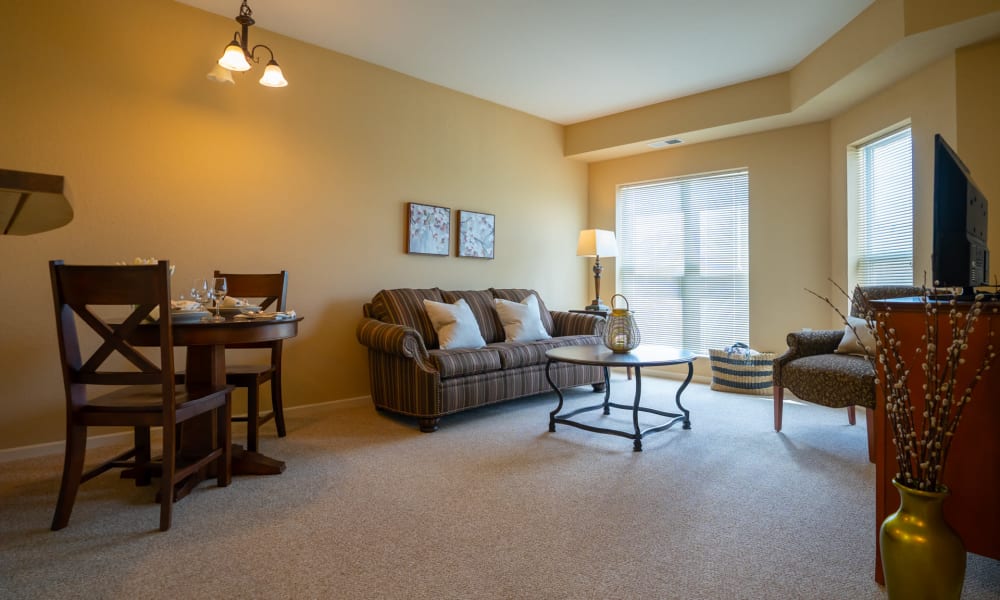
[
  {"left": 171, "top": 300, "right": 202, "bottom": 312},
  {"left": 221, "top": 296, "right": 250, "bottom": 308},
  {"left": 234, "top": 309, "right": 297, "bottom": 320}
]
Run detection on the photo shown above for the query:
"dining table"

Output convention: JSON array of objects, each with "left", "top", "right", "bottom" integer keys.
[{"left": 126, "top": 314, "right": 303, "bottom": 483}]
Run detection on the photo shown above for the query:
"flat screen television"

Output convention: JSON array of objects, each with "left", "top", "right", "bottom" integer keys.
[{"left": 931, "top": 133, "right": 990, "bottom": 297}]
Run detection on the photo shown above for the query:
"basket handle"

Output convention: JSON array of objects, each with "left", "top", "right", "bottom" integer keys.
[{"left": 610, "top": 294, "right": 629, "bottom": 311}]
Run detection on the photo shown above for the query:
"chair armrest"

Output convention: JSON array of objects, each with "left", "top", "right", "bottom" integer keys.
[
  {"left": 356, "top": 317, "right": 437, "bottom": 374},
  {"left": 551, "top": 311, "right": 605, "bottom": 337},
  {"left": 783, "top": 329, "right": 845, "bottom": 356},
  {"left": 772, "top": 329, "right": 845, "bottom": 386}
]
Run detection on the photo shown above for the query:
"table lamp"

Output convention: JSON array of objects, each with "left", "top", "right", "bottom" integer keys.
[{"left": 577, "top": 229, "right": 618, "bottom": 311}]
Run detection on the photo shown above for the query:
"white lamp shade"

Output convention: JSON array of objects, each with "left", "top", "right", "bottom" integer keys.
[
  {"left": 206, "top": 63, "right": 235, "bottom": 84},
  {"left": 259, "top": 60, "right": 288, "bottom": 87},
  {"left": 218, "top": 42, "right": 252, "bottom": 71},
  {"left": 576, "top": 229, "right": 618, "bottom": 258}
]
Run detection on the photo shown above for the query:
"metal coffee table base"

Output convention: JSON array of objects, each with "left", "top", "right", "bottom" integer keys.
[{"left": 546, "top": 362, "right": 693, "bottom": 451}]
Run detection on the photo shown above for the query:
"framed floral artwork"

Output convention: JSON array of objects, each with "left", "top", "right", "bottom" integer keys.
[
  {"left": 457, "top": 210, "right": 495, "bottom": 259},
  {"left": 407, "top": 202, "right": 450, "bottom": 256}
]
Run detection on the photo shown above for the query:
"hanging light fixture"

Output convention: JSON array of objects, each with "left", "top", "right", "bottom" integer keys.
[{"left": 207, "top": 0, "right": 288, "bottom": 88}]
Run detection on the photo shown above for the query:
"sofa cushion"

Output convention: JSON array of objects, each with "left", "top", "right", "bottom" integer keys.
[
  {"left": 835, "top": 316, "right": 875, "bottom": 356},
  {"left": 492, "top": 334, "right": 602, "bottom": 369},
  {"left": 371, "top": 288, "right": 444, "bottom": 348},
  {"left": 423, "top": 298, "right": 487, "bottom": 350},
  {"left": 490, "top": 288, "right": 555, "bottom": 336},
  {"left": 428, "top": 347, "right": 503, "bottom": 378},
  {"left": 494, "top": 295, "right": 552, "bottom": 342},
  {"left": 441, "top": 289, "right": 504, "bottom": 344}
]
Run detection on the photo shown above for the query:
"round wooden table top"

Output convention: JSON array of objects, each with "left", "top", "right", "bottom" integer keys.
[
  {"left": 546, "top": 344, "right": 696, "bottom": 367},
  {"left": 127, "top": 316, "right": 302, "bottom": 347}
]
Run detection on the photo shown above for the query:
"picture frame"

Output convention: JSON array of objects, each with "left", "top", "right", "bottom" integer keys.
[
  {"left": 457, "top": 210, "right": 495, "bottom": 259},
  {"left": 407, "top": 202, "right": 450, "bottom": 256}
]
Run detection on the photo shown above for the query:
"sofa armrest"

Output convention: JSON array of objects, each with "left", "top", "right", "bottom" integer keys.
[
  {"left": 551, "top": 310, "right": 605, "bottom": 337},
  {"left": 356, "top": 317, "right": 437, "bottom": 374},
  {"left": 772, "top": 329, "right": 845, "bottom": 386}
]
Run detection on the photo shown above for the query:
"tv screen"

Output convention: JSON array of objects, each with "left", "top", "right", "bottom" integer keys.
[{"left": 931, "top": 134, "right": 990, "bottom": 295}]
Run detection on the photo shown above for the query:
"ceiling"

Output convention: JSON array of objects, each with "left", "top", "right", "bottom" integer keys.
[{"left": 176, "top": 0, "right": 875, "bottom": 125}]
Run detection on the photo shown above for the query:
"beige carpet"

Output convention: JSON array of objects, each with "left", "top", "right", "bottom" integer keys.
[{"left": 1, "top": 375, "right": 998, "bottom": 599}]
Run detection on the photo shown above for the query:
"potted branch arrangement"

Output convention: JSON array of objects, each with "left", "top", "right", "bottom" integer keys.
[{"left": 813, "top": 283, "right": 998, "bottom": 599}]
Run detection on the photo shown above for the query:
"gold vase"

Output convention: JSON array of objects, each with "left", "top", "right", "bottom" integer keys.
[{"left": 879, "top": 478, "right": 966, "bottom": 600}]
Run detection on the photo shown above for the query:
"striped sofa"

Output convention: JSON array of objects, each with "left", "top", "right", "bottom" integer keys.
[{"left": 357, "top": 288, "right": 606, "bottom": 432}]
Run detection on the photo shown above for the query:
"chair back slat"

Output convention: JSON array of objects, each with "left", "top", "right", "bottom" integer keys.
[
  {"left": 214, "top": 270, "right": 288, "bottom": 351},
  {"left": 214, "top": 271, "right": 287, "bottom": 312},
  {"left": 50, "top": 260, "right": 175, "bottom": 392}
]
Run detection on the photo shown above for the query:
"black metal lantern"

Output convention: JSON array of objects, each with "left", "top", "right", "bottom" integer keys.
[{"left": 603, "top": 294, "right": 640, "bottom": 353}]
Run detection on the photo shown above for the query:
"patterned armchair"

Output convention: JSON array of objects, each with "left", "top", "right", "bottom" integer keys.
[{"left": 772, "top": 285, "right": 922, "bottom": 460}]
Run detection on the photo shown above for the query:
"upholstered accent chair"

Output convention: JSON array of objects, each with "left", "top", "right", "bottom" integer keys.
[{"left": 772, "top": 285, "right": 922, "bottom": 460}]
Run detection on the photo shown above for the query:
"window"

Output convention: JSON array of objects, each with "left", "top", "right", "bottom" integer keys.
[
  {"left": 853, "top": 127, "right": 913, "bottom": 285},
  {"left": 616, "top": 169, "right": 749, "bottom": 356}
]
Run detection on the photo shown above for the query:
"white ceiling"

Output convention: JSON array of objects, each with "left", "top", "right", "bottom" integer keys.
[{"left": 177, "top": 0, "right": 875, "bottom": 124}]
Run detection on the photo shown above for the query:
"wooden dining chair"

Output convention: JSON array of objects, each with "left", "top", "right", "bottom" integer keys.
[
  {"left": 214, "top": 270, "right": 288, "bottom": 453},
  {"left": 49, "top": 260, "right": 233, "bottom": 531}
]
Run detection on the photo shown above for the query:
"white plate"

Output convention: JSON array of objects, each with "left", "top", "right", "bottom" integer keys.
[{"left": 171, "top": 310, "right": 211, "bottom": 323}]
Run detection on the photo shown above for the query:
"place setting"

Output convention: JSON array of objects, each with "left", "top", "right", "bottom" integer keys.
[{"left": 187, "top": 276, "right": 296, "bottom": 322}]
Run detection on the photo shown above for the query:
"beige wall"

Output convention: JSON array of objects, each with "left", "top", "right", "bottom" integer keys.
[
  {"left": 587, "top": 47, "right": 994, "bottom": 375},
  {"left": 956, "top": 36, "right": 1000, "bottom": 275},
  {"left": 829, "top": 56, "right": 957, "bottom": 301},
  {"left": 0, "top": 0, "right": 589, "bottom": 450},
  {"left": 588, "top": 123, "right": 831, "bottom": 378}
]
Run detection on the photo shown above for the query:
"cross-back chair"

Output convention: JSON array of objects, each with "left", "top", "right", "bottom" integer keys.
[
  {"left": 49, "top": 260, "right": 233, "bottom": 531},
  {"left": 213, "top": 270, "right": 288, "bottom": 452}
]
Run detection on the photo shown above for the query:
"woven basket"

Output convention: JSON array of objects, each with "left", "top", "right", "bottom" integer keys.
[{"left": 708, "top": 349, "right": 776, "bottom": 396}]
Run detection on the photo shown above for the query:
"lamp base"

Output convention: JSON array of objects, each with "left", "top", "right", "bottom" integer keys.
[{"left": 584, "top": 300, "right": 609, "bottom": 313}]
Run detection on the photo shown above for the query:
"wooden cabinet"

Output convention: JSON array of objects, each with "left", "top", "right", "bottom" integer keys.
[{"left": 872, "top": 298, "right": 1000, "bottom": 583}]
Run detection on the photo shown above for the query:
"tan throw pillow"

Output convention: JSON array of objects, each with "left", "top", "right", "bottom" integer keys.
[
  {"left": 422, "top": 298, "right": 487, "bottom": 350},
  {"left": 493, "top": 294, "right": 552, "bottom": 343},
  {"left": 835, "top": 316, "right": 876, "bottom": 355}
]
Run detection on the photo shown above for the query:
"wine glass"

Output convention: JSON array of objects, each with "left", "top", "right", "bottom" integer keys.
[
  {"left": 190, "top": 279, "right": 209, "bottom": 317},
  {"left": 207, "top": 277, "right": 228, "bottom": 322}
]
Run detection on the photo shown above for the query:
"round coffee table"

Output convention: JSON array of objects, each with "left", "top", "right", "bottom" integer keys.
[{"left": 545, "top": 344, "right": 697, "bottom": 451}]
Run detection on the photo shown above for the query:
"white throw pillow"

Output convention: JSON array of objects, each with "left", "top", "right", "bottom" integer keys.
[
  {"left": 493, "top": 294, "right": 552, "bottom": 343},
  {"left": 835, "top": 316, "right": 876, "bottom": 355},
  {"left": 422, "top": 298, "right": 486, "bottom": 350}
]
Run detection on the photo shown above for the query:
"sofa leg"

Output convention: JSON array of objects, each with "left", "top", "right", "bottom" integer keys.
[
  {"left": 417, "top": 418, "right": 440, "bottom": 433},
  {"left": 592, "top": 382, "right": 606, "bottom": 393},
  {"left": 866, "top": 407, "right": 875, "bottom": 463},
  {"left": 773, "top": 386, "right": 783, "bottom": 432},
  {"left": 847, "top": 405, "right": 857, "bottom": 426}
]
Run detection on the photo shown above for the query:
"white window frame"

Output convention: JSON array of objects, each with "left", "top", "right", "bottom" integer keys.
[{"left": 851, "top": 126, "right": 914, "bottom": 286}]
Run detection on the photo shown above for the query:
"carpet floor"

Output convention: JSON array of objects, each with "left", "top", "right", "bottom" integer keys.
[{"left": 1, "top": 375, "right": 998, "bottom": 599}]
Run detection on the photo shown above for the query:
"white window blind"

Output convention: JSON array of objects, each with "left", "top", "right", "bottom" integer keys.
[
  {"left": 616, "top": 170, "right": 749, "bottom": 356},
  {"left": 854, "top": 127, "right": 913, "bottom": 285}
]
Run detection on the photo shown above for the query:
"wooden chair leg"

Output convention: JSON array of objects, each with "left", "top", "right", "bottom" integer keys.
[
  {"left": 51, "top": 423, "right": 87, "bottom": 531},
  {"left": 773, "top": 386, "right": 784, "bottom": 432},
  {"left": 218, "top": 397, "right": 232, "bottom": 487},
  {"left": 866, "top": 407, "right": 875, "bottom": 463},
  {"left": 159, "top": 424, "right": 175, "bottom": 532},
  {"left": 247, "top": 384, "right": 260, "bottom": 453},
  {"left": 847, "top": 405, "right": 857, "bottom": 426},
  {"left": 271, "top": 372, "right": 286, "bottom": 438},
  {"left": 134, "top": 426, "right": 152, "bottom": 487}
]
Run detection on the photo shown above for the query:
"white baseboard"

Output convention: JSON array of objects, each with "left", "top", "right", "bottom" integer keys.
[{"left": 0, "top": 395, "right": 371, "bottom": 463}]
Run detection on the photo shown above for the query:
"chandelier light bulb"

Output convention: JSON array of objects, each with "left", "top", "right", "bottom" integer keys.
[
  {"left": 218, "top": 41, "right": 251, "bottom": 71},
  {"left": 258, "top": 60, "right": 288, "bottom": 87}
]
